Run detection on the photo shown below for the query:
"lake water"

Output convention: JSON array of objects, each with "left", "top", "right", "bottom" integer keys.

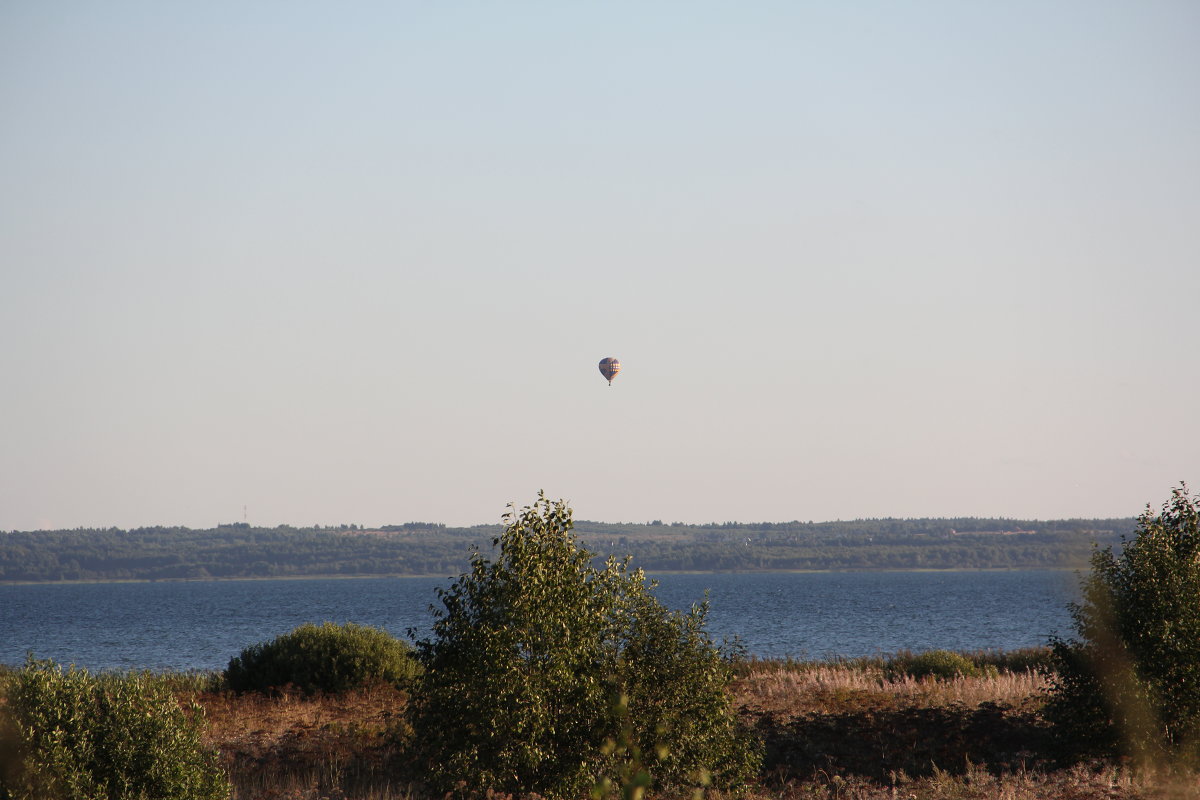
[{"left": 0, "top": 570, "right": 1081, "bottom": 672}]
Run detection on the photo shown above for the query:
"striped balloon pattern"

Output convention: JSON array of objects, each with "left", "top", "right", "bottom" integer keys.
[{"left": 598, "top": 357, "right": 621, "bottom": 385}]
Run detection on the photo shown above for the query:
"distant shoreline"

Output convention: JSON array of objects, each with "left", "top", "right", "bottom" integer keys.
[
  {"left": 0, "top": 565, "right": 1085, "bottom": 587},
  {"left": 0, "top": 518, "right": 1126, "bottom": 584}
]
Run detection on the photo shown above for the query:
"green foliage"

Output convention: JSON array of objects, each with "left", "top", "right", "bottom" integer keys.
[
  {"left": 409, "top": 492, "right": 760, "bottom": 798},
  {"left": 608, "top": 591, "right": 762, "bottom": 791},
  {"left": 591, "top": 695, "right": 669, "bottom": 800},
  {"left": 225, "top": 621, "right": 420, "bottom": 695},
  {"left": 884, "top": 650, "right": 983, "bottom": 681},
  {"left": 0, "top": 659, "right": 229, "bottom": 800},
  {"left": 1045, "top": 484, "right": 1200, "bottom": 764}
]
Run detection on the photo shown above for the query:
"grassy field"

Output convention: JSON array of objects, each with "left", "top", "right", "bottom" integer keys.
[{"left": 177, "top": 653, "right": 1199, "bottom": 800}]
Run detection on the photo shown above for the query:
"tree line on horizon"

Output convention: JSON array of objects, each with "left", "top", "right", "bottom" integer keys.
[{"left": 0, "top": 516, "right": 1136, "bottom": 583}]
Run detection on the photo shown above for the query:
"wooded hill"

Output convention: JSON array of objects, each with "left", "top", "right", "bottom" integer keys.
[{"left": 0, "top": 517, "right": 1135, "bottom": 583}]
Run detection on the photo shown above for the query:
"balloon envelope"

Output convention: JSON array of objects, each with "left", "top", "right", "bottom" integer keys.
[{"left": 598, "top": 357, "right": 621, "bottom": 384}]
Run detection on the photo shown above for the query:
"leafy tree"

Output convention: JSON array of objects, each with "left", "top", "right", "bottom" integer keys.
[
  {"left": 408, "top": 492, "right": 760, "bottom": 798},
  {"left": 0, "top": 659, "right": 229, "bottom": 800},
  {"left": 225, "top": 621, "right": 421, "bottom": 695},
  {"left": 1045, "top": 484, "right": 1200, "bottom": 764}
]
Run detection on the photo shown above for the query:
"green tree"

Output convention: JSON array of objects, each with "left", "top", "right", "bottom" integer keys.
[
  {"left": 408, "top": 492, "right": 759, "bottom": 798},
  {"left": 1045, "top": 484, "right": 1200, "bottom": 764}
]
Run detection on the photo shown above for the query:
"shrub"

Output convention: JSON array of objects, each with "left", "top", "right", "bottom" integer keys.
[
  {"left": 408, "top": 492, "right": 761, "bottom": 798},
  {"left": 968, "top": 646, "right": 1054, "bottom": 674},
  {"left": 885, "top": 650, "right": 981, "bottom": 681},
  {"left": 225, "top": 621, "right": 420, "bottom": 695},
  {"left": 0, "top": 658, "right": 229, "bottom": 800},
  {"left": 1044, "top": 484, "right": 1200, "bottom": 764}
]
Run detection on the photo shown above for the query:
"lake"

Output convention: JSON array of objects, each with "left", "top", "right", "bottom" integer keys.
[{"left": 0, "top": 570, "right": 1081, "bottom": 672}]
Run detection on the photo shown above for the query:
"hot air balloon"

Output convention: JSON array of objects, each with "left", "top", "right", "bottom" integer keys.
[{"left": 598, "top": 357, "right": 621, "bottom": 386}]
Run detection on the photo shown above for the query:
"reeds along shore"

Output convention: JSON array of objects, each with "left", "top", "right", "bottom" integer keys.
[{"left": 110, "top": 649, "right": 1188, "bottom": 800}]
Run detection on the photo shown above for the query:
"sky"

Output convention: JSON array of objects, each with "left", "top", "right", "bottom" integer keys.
[{"left": 2, "top": 2, "right": 1197, "bottom": 531}]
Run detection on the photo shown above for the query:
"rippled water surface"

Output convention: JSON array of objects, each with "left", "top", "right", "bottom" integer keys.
[{"left": 0, "top": 570, "right": 1079, "bottom": 671}]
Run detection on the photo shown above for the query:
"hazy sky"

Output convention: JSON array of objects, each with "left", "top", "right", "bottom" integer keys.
[{"left": 2, "top": 2, "right": 1197, "bottom": 530}]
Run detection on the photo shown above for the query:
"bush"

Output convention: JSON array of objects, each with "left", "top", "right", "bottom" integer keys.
[
  {"left": 408, "top": 492, "right": 761, "bottom": 798},
  {"left": 0, "top": 659, "right": 229, "bottom": 800},
  {"left": 885, "top": 650, "right": 982, "bottom": 681},
  {"left": 225, "top": 621, "right": 420, "bottom": 695},
  {"left": 968, "top": 646, "right": 1054, "bottom": 674},
  {"left": 1045, "top": 484, "right": 1200, "bottom": 764}
]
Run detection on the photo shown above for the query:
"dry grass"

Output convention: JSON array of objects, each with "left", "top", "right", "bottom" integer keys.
[
  {"left": 733, "top": 664, "right": 1049, "bottom": 718},
  {"left": 196, "top": 683, "right": 414, "bottom": 800},
  {"left": 734, "top": 761, "right": 1200, "bottom": 799},
  {"left": 179, "top": 664, "right": 1200, "bottom": 799}
]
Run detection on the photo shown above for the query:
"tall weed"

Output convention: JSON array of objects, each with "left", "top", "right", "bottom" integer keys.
[{"left": 736, "top": 663, "right": 1048, "bottom": 716}]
